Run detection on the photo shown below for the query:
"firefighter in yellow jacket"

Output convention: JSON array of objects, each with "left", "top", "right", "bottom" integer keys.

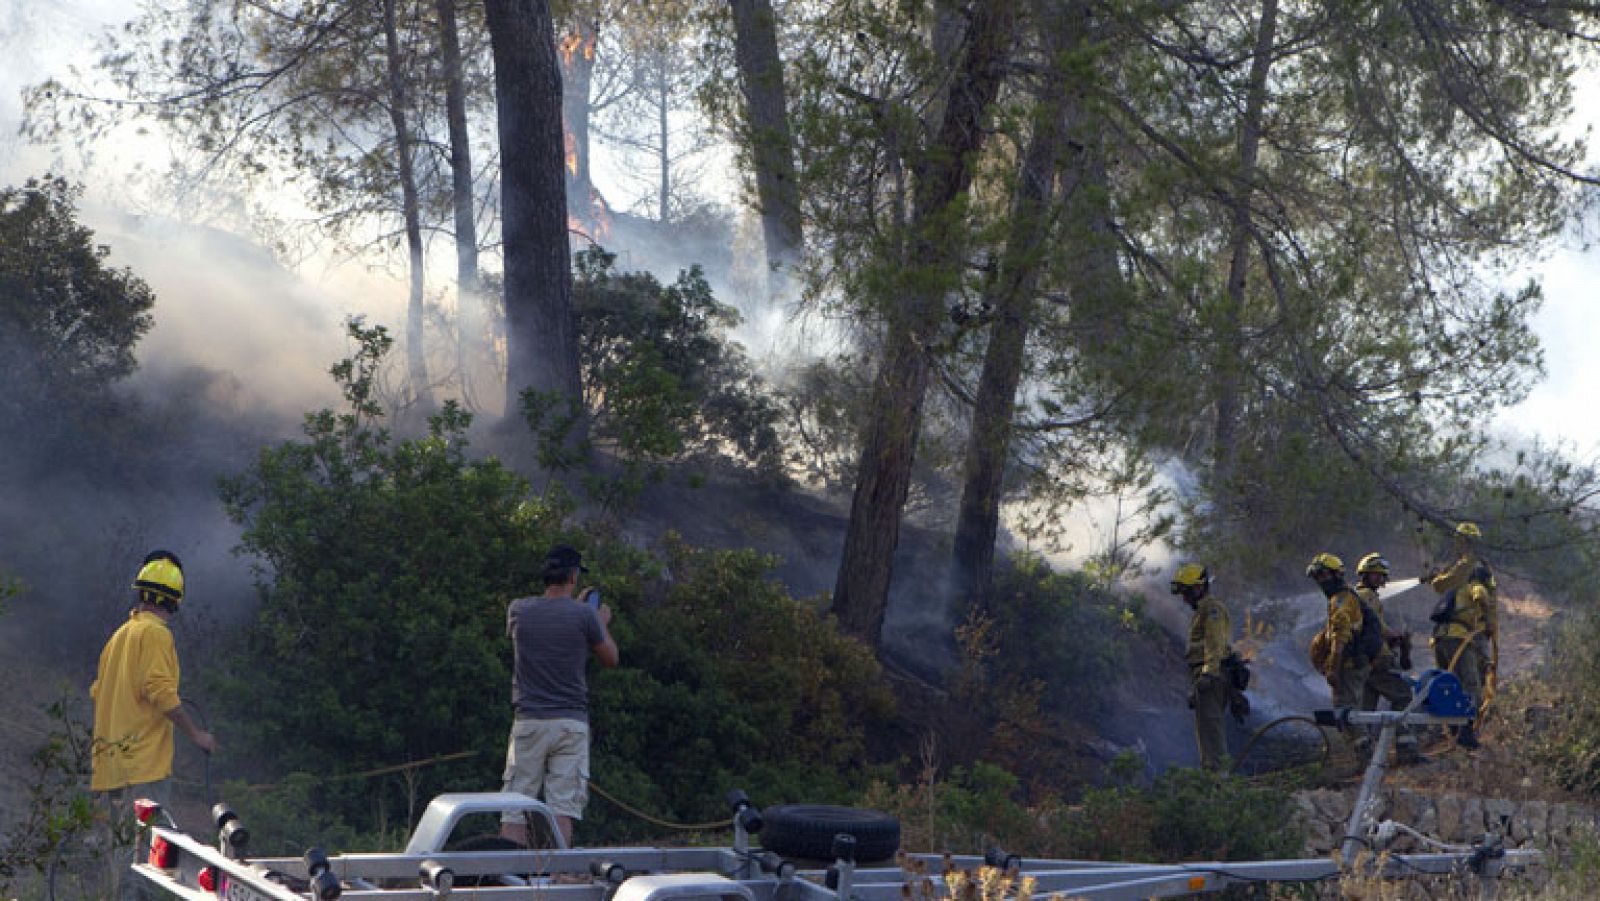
[
  {"left": 1429, "top": 521, "right": 1484, "bottom": 596},
  {"left": 91, "top": 552, "right": 217, "bottom": 899},
  {"left": 1428, "top": 523, "right": 1496, "bottom": 749},
  {"left": 1175, "top": 563, "right": 1233, "bottom": 770},
  {"left": 1353, "top": 553, "right": 1412, "bottom": 712},
  {"left": 1307, "top": 553, "right": 1369, "bottom": 743}
]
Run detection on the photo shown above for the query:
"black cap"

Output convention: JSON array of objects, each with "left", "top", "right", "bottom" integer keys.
[{"left": 544, "top": 544, "right": 589, "bottom": 572}]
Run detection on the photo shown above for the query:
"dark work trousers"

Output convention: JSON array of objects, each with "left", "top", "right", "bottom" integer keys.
[
  {"left": 1192, "top": 675, "right": 1230, "bottom": 770},
  {"left": 1363, "top": 653, "right": 1413, "bottom": 711}
]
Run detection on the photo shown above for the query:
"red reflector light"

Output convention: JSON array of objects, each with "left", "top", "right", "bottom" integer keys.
[
  {"left": 149, "top": 835, "right": 178, "bottom": 869},
  {"left": 133, "top": 799, "right": 162, "bottom": 825},
  {"left": 198, "top": 867, "right": 217, "bottom": 892}
]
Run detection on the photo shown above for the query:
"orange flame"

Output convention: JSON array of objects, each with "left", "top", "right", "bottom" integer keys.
[
  {"left": 560, "top": 33, "right": 583, "bottom": 67},
  {"left": 565, "top": 130, "right": 578, "bottom": 177},
  {"left": 583, "top": 35, "right": 595, "bottom": 61},
  {"left": 568, "top": 189, "right": 611, "bottom": 245}
]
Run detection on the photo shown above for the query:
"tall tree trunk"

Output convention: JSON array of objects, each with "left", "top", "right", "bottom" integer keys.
[
  {"left": 485, "top": 0, "right": 584, "bottom": 428},
  {"left": 727, "top": 0, "right": 802, "bottom": 278},
  {"left": 950, "top": 0, "right": 1116, "bottom": 611},
  {"left": 1214, "top": 0, "right": 1278, "bottom": 506},
  {"left": 831, "top": 0, "right": 1018, "bottom": 648},
  {"left": 382, "top": 0, "right": 431, "bottom": 409},
  {"left": 561, "top": 16, "right": 598, "bottom": 230},
  {"left": 950, "top": 89, "right": 1075, "bottom": 612},
  {"left": 436, "top": 0, "right": 485, "bottom": 410}
]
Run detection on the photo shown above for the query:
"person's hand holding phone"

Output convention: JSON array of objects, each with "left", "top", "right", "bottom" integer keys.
[{"left": 581, "top": 587, "right": 611, "bottom": 625}]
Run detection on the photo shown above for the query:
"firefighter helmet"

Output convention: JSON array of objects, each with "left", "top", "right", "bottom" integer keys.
[
  {"left": 134, "top": 558, "right": 184, "bottom": 604},
  {"left": 1456, "top": 521, "right": 1482, "bottom": 539},
  {"left": 1305, "top": 552, "right": 1344, "bottom": 579},
  {"left": 1170, "top": 563, "right": 1210, "bottom": 594},
  {"left": 1357, "top": 553, "right": 1390, "bottom": 575}
]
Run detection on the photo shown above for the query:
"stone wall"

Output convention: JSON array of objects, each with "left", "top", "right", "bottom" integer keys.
[{"left": 1291, "top": 787, "right": 1599, "bottom": 857}]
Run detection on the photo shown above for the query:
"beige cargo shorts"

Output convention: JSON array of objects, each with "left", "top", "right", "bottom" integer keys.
[{"left": 500, "top": 717, "right": 590, "bottom": 821}]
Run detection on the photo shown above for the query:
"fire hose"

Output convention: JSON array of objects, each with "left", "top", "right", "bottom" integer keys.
[
  {"left": 1230, "top": 715, "right": 1333, "bottom": 776},
  {"left": 184, "top": 697, "right": 214, "bottom": 810},
  {"left": 1441, "top": 626, "right": 1497, "bottom": 726}
]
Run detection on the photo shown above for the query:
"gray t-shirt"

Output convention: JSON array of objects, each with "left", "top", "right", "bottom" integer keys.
[{"left": 507, "top": 595, "right": 605, "bottom": 722}]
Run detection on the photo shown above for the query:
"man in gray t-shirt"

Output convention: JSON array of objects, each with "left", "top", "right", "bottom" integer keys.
[{"left": 500, "top": 545, "right": 618, "bottom": 847}]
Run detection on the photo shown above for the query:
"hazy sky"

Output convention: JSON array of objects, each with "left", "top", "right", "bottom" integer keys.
[{"left": 3, "top": 0, "right": 1598, "bottom": 455}]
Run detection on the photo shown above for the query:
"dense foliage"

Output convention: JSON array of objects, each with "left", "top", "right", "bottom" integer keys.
[
  {"left": 571, "top": 248, "right": 781, "bottom": 472},
  {"left": 215, "top": 322, "right": 888, "bottom": 849},
  {"left": 588, "top": 538, "right": 893, "bottom": 840},
  {"left": 215, "top": 323, "right": 551, "bottom": 838},
  {"left": 14, "top": 0, "right": 1600, "bottom": 886},
  {"left": 869, "top": 757, "right": 1301, "bottom": 864},
  {"left": 1529, "top": 613, "right": 1600, "bottom": 799},
  {"left": 0, "top": 178, "right": 155, "bottom": 443},
  {"left": 0, "top": 690, "right": 97, "bottom": 899},
  {"left": 523, "top": 248, "right": 784, "bottom": 509}
]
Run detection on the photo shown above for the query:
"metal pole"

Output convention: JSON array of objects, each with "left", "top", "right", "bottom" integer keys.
[{"left": 1340, "top": 716, "right": 1396, "bottom": 865}]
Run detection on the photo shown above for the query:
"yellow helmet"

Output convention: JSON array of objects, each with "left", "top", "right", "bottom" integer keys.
[
  {"left": 134, "top": 558, "right": 185, "bottom": 604},
  {"left": 1356, "top": 553, "right": 1389, "bottom": 575},
  {"left": 1170, "top": 563, "right": 1210, "bottom": 593},
  {"left": 1305, "top": 552, "right": 1343, "bottom": 578},
  {"left": 1456, "top": 522, "right": 1482, "bottom": 539}
]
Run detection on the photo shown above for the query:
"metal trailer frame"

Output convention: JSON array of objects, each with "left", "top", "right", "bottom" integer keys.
[{"left": 129, "top": 784, "right": 1539, "bottom": 901}]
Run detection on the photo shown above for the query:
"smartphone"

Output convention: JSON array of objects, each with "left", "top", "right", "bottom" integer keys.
[{"left": 586, "top": 589, "right": 601, "bottom": 610}]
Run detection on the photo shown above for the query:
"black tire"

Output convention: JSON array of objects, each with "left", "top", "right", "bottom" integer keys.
[
  {"left": 760, "top": 805, "right": 900, "bottom": 863},
  {"left": 444, "top": 834, "right": 528, "bottom": 886}
]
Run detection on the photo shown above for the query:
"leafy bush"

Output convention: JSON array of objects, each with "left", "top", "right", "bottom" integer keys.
[
  {"left": 0, "top": 697, "right": 98, "bottom": 898},
  {"left": 523, "top": 250, "right": 784, "bottom": 512},
  {"left": 213, "top": 322, "right": 572, "bottom": 843},
  {"left": 929, "top": 555, "right": 1145, "bottom": 786},
  {"left": 1528, "top": 613, "right": 1600, "bottom": 798},
  {"left": 0, "top": 177, "right": 155, "bottom": 436},
  {"left": 588, "top": 537, "right": 894, "bottom": 839},
  {"left": 869, "top": 755, "right": 1298, "bottom": 863},
  {"left": 220, "top": 773, "right": 408, "bottom": 857},
  {"left": 985, "top": 554, "right": 1144, "bottom": 711},
  {"left": 1066, "top": 766, "right": 1303, "bottom": 862},
  {"left": 866, "top": 760, "right": 1062, "bottom": 857},
  {"left": 212, "top": 321, "right": 891, "bottom": 848}
]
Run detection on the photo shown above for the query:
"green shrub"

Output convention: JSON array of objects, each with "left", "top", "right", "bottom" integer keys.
[
  {"left": 986, "top": 553, "right": 1144, "bottom": 718},
  {"left": 0, "top": 696, "right": 97, "bottom": 898},
  {"left": 211, "top": 322, "right": 578, "bottom": 846},
  {"left": 940, "top": 554, "right": 1144, "bottom": 779},
  {"left": 588, "top": 537, "right": 894, "bottom": 839},
  {"left": 1528, "top": 613, "right": 1600, "bottom": 798},
  {"left": 868, "top": 756, "right": 1298, "bottom": 864},
  {"left": 1066, "top": 766, "right": 1302, "bottom": 862},
  {"left": 866, "top": 760, "right": 1061, "bottom": 856},
  {"left": 210, "top": 321, "right": 892, "bottom": 848}
]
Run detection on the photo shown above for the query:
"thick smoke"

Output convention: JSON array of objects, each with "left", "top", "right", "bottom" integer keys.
[{"left": 0, "top": 202, "right": 403, "bottom": 695}]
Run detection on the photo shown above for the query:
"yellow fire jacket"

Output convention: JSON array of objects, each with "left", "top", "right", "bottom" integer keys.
[
  {"left": 1353, "top": 584, "right": 1393, "bottom": 658},
  {"left": 1186, "top": 595, "right": 1232, "bottom": 679},
  {"left": 1439, "top": 580, "right": 1497, "bottom": 641},
  {"left": 1353, "top": 584, "right": 1393, "bottom": 629},
  {"left": 1325, "top": 586, "right": 1363, "bottom": 651},
  {"left": 90, "top": 610, "right": 182, "bottom": 791},
  {"left": 1429, "top": 554, "right": 1476, "bottom": 596}
]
